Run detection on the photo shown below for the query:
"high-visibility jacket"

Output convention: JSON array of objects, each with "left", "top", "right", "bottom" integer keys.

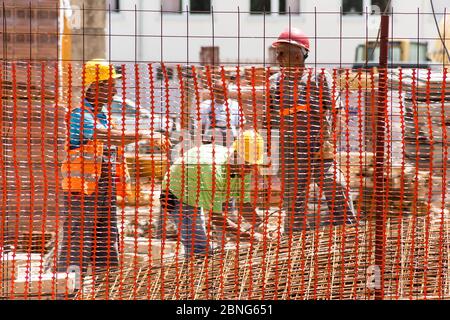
[
  {"left": 278, "top": 103, "right": 335, "bottom": 160},
  {"left": 268, "top": 71, "right": 338, "bottom": 160},
  {"left": 61, "top": 139, "right": 104, "bottom": 195},
  {"left": 61, "top": 107, "right": 132, "bottom": 196}
]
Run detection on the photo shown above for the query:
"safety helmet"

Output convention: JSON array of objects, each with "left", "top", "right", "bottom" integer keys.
[
  {"left": 84, "top": 59, "right": 121, "bottom": 86},
  {"left": 232, "top": 130, "right": 264, "bottom": 165},
  {"left": 272, "top": 27, "right": 310, "bottom": 52}
]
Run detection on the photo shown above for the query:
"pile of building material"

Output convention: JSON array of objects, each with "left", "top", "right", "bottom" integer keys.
[
  {"left": 15, "top": 231, "right": 54, "bottom": 254},
  {"left": 338, "top": 151, "right": 448, "bottom": 219},
  {"left": 118, "top": 181, "right": 162, "bottom": 207},
  {"left": 333, "top": 68, "right": 450, "bottom": 219},
  {"left": 1, "top": 238, "right": 184, "bottom": 299},
  {"left": 388, "top": 69, "right": 450, "bottom": 172},
  {"left": 120, "top": 153, "right": 168, "bottom": 206},
  {"left": 1, "top": 251, "right": 75, "bottom": 299},
  {"left": 121, "top": 238, "right": 184, "bottom": 267},
  {"left": 395, "top": 69, "right": 450, "bottom": 215}
]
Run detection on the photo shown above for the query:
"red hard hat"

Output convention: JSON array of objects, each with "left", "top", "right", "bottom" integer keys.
[{"left": 272, "top": 27, "right": 310, "bottom": 51}]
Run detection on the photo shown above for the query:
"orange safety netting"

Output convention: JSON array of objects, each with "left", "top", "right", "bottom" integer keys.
[{"left": 1, "top": 62, "right": 450, "bottom": 300}]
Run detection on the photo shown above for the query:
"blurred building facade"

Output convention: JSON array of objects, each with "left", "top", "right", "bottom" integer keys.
[{"left": 104, "top": 0, "right": 449, "bottom": 67}]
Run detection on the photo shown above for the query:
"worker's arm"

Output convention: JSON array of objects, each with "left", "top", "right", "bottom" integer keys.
[
  {"left": 95, "top": 127, "right": 171, "bottom": 152},
  {"left": 240, "top": 202, "right": 264, "bottom": 229},
  {"left": 319, "top": 71, "right": 344, "bottom": 145},
  {"left": 228, "top": 86, "right": 257, "bottom": 130},
  {"left": 210, "top": 202, "right": 264, "bottom": 238},
  {"left": 70, "top": 108, "right": 171, "bottom": 151},
  {"left": 191, "top": 101, "right": 210, "bottom": 144},
  {"left": 210, "top": 211, "right": 263, "bottom": 241}
]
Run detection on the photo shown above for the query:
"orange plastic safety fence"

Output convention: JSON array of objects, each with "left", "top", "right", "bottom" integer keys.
[{"left": 1, "top": 62, "right": 450, "bottom": 300}]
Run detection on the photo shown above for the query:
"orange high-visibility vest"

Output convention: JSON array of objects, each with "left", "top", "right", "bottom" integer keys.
[
  {"left": 61, "top": 139, "right": 104, "bottom": 195},
  {"left": 279, "top": 103, "right": 309, "bottom": 116},
  {"left": 279, "top": 103, "right": 335, "bottom": 160},
  {"left": 61, "top": 107, "right": 132, "bottom": 196}
]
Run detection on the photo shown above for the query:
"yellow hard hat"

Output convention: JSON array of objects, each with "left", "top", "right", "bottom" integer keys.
[
  {"left": 84, "top": 59, "right": 121, "bottom": 86},
  {"left": 232, "top": 130, "right": 265, "bottom": 165}
]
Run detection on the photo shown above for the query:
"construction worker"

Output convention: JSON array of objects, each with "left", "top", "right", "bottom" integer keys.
[
  {"left": 160, "top": 130, "right": 265, "bottom": 256},
  {"left": 155, "top": 78, "right": 246, "bottom": 241},
  {"left": 57, "top": 59, "right": 170, "bottom": 282},
  {"left": 264, "top": 27, "right": 356, "bottom": 233},
  {"left": 195, "top": 78, "right": 245, "bottom": 228}
]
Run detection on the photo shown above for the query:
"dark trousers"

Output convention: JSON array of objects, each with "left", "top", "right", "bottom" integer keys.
[
  {"left": 282, "top": 136, "right": 356, "bottom": 232},
  {"left": 57, "top": 165, "right": 119, "bottom": 275}
]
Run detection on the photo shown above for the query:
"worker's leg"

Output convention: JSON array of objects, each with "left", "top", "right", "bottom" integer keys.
[
  {"left": 280, "top": 138, "right": 298, "bottom": 233},
  {"left": 211, "top": 198, "right": 235, "bottom": 243},
  {"left": 91, "top": 188, "right": 119, "bottom": 273},
  {"left": 283, "top": 136, "right": 319, "bottom": 233},
  {"left": 240, "top": 202, "right": 264, "bottom": 230},
  {"left": 223, "top": 197, "right": 235, "bottom": 216},
  {"left": 90, "top": 158, "right": 120, "bottom": 273},
  {"left": 167, "top": 197, "right": 211, "bottom": 256},
  {"left": 56, "top": 193, "right": 95, "bottom": 275},
  {"left": 317, "top": 159, "right": 357, "bottom": 227},
  {"left": 157, "top": 190, "right": 176, "bottom": 240},
  {"left": 220, "top": 127, "right": 237, "bottom": 228},
  {"left": 283, "top": 164, "right": 311, "bottom": 233}
]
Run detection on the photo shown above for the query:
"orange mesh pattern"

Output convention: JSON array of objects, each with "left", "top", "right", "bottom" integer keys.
[{"left": 1, "top": 61, "right": 450, "bottom": 300}]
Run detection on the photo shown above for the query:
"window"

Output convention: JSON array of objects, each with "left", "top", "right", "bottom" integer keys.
[
  {"left": 39, "top": 34, "right": 48, "bottom": 44},
  {"left": 126, "top": 105, "right": 138, "bottom": 116},
  {"left": 49, "top": 34, "right": 58, "bottom": 43},
  {"left": 110, "top": 102, "right": 123, "bottom": 115},
  {"left": 110, "top": 0, "right": 120, "bottom": 12},
  {"left": 343, "top": 0, "right": 363, "bottom": 15},
  {"left": 37, "top": 10, "right": 49, "bottom": 19},
  {"left": 16, "top": 34, "right": 25, "bottom": 43},
  {"left": 250, "top": 0, "right": 271, "bottom": 14},
  {"left": 190, "top": 0, "right": 211, "bottom": 14},
  {"left": 162, "top": 0, "right": 182, "bottom": 13},
  {"left": 17, "top": 10, "right": 25, "bottom": 19},
  {"left": 371, "top": 0, "right": 390, "bottom": 13},
  {"left": 408, "top": 42, "right": 428, "bottom": 63},
  {"left": 49, "top": 10, "right": 58, "bottom": 19},
  {"left": 279, "top": 0, "right": 300, "bottom": 15},
  {"left": 355, "top": 42, "right": 401, "bottom": 63},
  {"left": 156, "top": 66, "right": 174, "bottom": 81}
]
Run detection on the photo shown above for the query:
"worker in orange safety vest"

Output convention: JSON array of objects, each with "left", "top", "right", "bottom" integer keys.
[{"left": 56, "top": 59, "right": 171, "bottom": 287}]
